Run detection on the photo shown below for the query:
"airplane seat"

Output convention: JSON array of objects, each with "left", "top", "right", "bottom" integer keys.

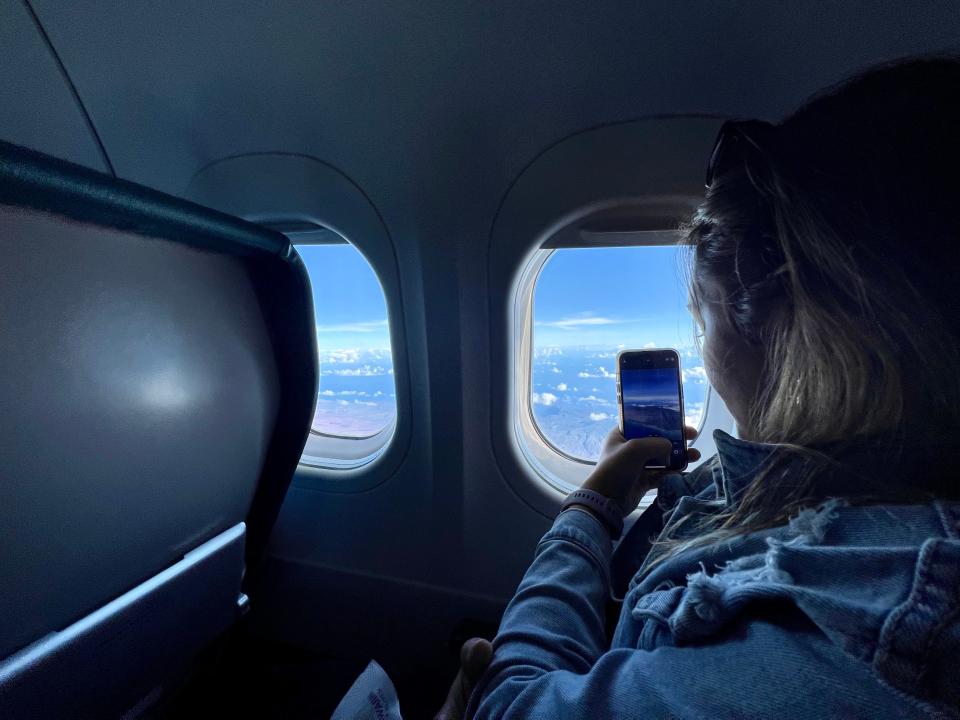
[{"left": 0, "top": 140, "right": 318, "bottom": 719}]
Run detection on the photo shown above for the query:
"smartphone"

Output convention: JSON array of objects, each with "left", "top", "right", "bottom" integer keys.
[{"left": 616, "top": 348, "right": 688, "bottom": 471}]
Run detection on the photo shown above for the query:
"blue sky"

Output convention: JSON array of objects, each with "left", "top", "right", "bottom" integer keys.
[
  {"left": 299, "top": 243, "right": 697, "bottom": 353},
  {"left": 297, "top": 244, "right": 392, "bottom": 350},
  {"left": 534, "top": 246, "right": 696, "bottom": 350}
]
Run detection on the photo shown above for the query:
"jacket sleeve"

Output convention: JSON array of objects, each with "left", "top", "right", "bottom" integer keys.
[{"left": 465, "top": 508, "right": 615, "bottom": 718}]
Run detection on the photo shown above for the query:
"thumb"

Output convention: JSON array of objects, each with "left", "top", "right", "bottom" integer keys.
[{"left": 460, "top": 637, "right": 493, "bottom": 682}]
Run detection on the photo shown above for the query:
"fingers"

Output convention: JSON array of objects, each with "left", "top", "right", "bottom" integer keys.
[
  {"left": 433, "top": 638, "right": 492, "bottom": 720},
  {"left": 601, "top": 426, "right": 627, "bottom": 455},
  {"left": 619, "top": 436, "right": 673, "bottom": 468},
  {"left": 603, "top": 426, "right": 701, "bottom": 467},
  {"left": 434, "top": 669, "right": 468, "bottom": 720},
  {"left": 460, "top": 637, "right": 493, "bottom": 682}
]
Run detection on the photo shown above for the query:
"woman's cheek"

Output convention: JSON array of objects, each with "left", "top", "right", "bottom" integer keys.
[{"left": 701, "top": 324, "right": 758, "bottom": 434}]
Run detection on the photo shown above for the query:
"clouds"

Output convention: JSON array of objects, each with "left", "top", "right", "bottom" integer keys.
[
  {"left": 530, "top": 346, "right": 708, "bottom": 461},
  {"left": 323, "top": 365, "right": 391, "bottom": 377},
  {"left": 685, "top": 402, "right": 705, "bottom": 428},
  {"left": 682, "top": 366, "right": 708, "bottom": 383},
  {"left": 316, "top": 319, "right": 388, "bottom": 334},
  {"left": 322, "top": 348, "right": 392, "bottom": 364},
  {"left": 538, "top": 314, "right": 620, "bottom": 330},
  {"left": 324, "top": 348, "right": 362, "bottom": 364},
  {"left": 643, "top": 341, "right": 657, "bottom": 349},
  {"left": 577, "top": 366, "right": 616, "bottom": 379},
  {"left": 550, "top": 366, "right": 562, "bottom": 374}
]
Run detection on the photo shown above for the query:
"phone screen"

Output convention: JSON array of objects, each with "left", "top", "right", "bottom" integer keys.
[{"left": 618, "top": 349, "right": 687, "bottom": 471}]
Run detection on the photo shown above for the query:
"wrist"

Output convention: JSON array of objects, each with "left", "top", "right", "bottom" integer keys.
[
  {"left": 560, "top": 489, "right": 624, "bottom": 539},
  {"left": 580, "top": 479, "right": 631, "bottom": 518}
]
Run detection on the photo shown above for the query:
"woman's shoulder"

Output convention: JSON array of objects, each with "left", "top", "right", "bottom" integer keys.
[{"left": 624, "top": 499, "right": 960, "bottom": 712}]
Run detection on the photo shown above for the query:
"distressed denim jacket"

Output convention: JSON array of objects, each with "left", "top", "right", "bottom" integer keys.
[{"left": 467, "top": 430, "right": 960, "bottom": 719}]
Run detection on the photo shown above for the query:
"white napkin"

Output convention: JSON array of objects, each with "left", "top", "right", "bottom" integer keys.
[{"left": 330, "top": 660, "right": 403, "bottom": 720}]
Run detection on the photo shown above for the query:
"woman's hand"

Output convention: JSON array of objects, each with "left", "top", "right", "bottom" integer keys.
[
  {"left": 433, "top": 637, "right": 493, "bottom": 720},
  {"left": 580, "top": 427, "right": 701, "bottom": 517}
]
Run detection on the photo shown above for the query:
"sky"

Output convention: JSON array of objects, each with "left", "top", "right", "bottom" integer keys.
[
  {"left": 296, "top": 242, "right": 706, "bottom": 456},
  {"left": 298, "top": 244, "right": 392, "bottom": 351},
  {"left": 534, "top": 246, "right": 696, "bottom": 349}
]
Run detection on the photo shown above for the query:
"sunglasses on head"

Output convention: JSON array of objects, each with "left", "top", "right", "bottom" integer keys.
[{"left": 705, "top": 119, "right": 779, "bottom": 189}]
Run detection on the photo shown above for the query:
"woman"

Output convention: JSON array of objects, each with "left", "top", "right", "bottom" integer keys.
[{"left": 438, "top": 57, "right": 960, "bottom": 719}]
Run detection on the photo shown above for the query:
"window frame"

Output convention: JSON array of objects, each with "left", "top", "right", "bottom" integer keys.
[
  {"left": 186, "top": 152, "right": 412, "bottom": 492},
  {"left": 514, "top": 233, "right": 721, "bottom": 497},
  {"left": 485, "top": 117, "right": 730, "bottom": 518},
  {"left": 293, "top": 230, "right": 399, "bottom": 471}
]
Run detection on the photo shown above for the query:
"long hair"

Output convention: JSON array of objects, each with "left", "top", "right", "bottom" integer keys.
[{"left": 651, "top": 57, "right": 960, "bottom": 564}]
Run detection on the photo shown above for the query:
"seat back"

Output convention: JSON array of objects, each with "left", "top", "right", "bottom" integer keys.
[{"left": 0, "top": 140, "right": 317, "bottom": 718}]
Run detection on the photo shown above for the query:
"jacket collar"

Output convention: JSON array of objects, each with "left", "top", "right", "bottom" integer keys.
[
  {"left": 710, "top": 428, "right": 956, "bottom": 507},
  {"left": 711, "top": 430, "right": 777, "bottom": 506}
]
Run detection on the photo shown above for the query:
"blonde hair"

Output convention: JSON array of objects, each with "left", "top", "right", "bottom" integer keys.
[{"left": 649, "top": 57, "right": 960, "bottom": 565}]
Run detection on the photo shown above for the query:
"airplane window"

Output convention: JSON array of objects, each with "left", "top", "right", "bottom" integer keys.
[
  {"left": 296, "top": 244, "right": 396, "bottom": 444},
  {"left": 531, "top": 246, "right": 706, "bottom": 462}
]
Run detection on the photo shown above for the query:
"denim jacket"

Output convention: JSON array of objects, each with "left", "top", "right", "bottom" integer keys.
[{"left": 467, "top": 431, "right": 960, "bottom": 719}]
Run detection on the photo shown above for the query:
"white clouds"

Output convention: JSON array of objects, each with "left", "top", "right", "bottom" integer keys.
[
  {"left": 321, "top": 348, "right": 393, "bottom": 364},
  {"left": 643, "top": 341, "right": 657, "bottom": 349},
  {"left": 578, "top": 395, "right": 614, "bottom": 407},
  {"left": 589, "top": 412, "right": 611, "bottom": 421},
  {"left": 337, "top": 400, "right": 350, "bottom": 406},
  {"left": 591, "top": 351, "right": 617, "bottom": 359},
  {"left": 556, "top": 383, "right": 568, "bottom": 391},
  {"left": 550, "top": 366, "right": 561, "bottom": 374},
  {"left": 532, "top": 392, "right": 559, "bottom": 406},
  {"left": 324, "top": 348, "right": 361, "bottom": 364},
  {"left": 323, "top": 365, "right": 390, "bottom": 377},
  {"left": 320, "top": 389, "right": 335, "bottom": 396},
  {"left": 579, "top": 366, "right": 616, "bottom": 379},
  {"left": 353, "top": 400, "right": 377, "bottom": 406},
  {"left": 537, "top": 315, "right": 619, "bottom": 330},
  {"left": 682, "top": 366, "right": 708, "bottom": 383},
  {"left": 535, "top": 347, "right": 564, "bottom": 358},
  {"left": 316, "top": 319, "right": 388, "bottom": 334},
  {"left": 685, "top": 402, "right": 705, "bottom": 428}
]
